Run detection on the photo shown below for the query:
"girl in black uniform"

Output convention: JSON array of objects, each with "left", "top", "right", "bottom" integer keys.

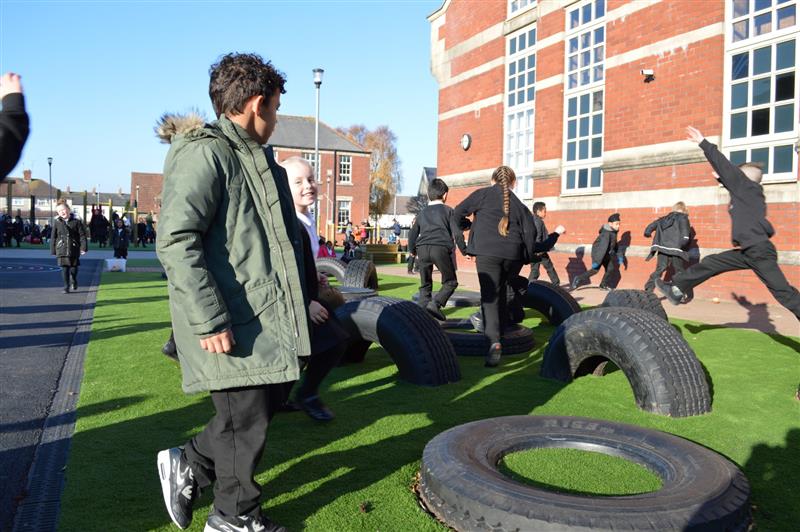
[
  {"left": 455, "top": 166, "right": 564, "bottom": 367},
  {"left": 50, "top": 200, "right": 88, "bottom": 293}
]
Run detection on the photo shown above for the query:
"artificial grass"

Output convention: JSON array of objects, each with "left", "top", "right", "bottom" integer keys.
[
  {"left": 58, "top": 273, "right": 800, "bottom": 531},
  {"left": 499, "top": 448, "right": 662, "bottom": 496}
]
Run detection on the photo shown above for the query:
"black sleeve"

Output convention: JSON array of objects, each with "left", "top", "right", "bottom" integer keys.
[
  {"left": 699, "top": 139, "right": 749, "bottom": 195},
  {"left": 453, "top": 188, "right": 483, "bottom": 220},
  {"left": 448, "top": 207, "right": 468, "bottom": 255},
  {"left": 678, "top": 215, "right": 691, "bottom": 248},
  {"left": 644, "top": 219, "right": 658, "bottom": 238},
  {"left": 408, "top": 218, "right": 421, "bottom": 254},
  {"left": 50, "top": 222, "right": 57, "bottom": 255},
  {"left": 0, "top": 93, "right": 30, "bottom": 180},
  {"left": 79, "top": 221, "right": 88, "bottom": 252}
]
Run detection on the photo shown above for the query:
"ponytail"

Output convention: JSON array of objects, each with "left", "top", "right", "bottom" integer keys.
[{"left": 492, "top": 165, "right": 516, "bottom": 237}]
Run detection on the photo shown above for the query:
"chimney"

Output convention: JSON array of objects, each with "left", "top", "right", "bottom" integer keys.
[
  {"left": 118, "top": 187, "right": 122, "bottom": 194},
  {"left": 23, "top": 169, "right": 32, "bottom": 182}
]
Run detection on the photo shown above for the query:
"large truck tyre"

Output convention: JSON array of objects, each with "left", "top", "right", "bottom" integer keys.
[
  {"left": 343, "top": 259, "right": 378, "bottom": 290},
  {"left": 601, "top": 289, "right": 669, "bottom": 321}
]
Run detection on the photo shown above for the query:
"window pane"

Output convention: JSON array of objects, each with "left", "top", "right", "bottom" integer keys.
[
  {"left": 594, "top": 65, "right": 604, "bottom": 81},
  {"left": 774, "top": 103, "right": 794, "bottom": 132},
  {"left": 519, "top": 34, "right": 527, "bottom": 50},
  {"left": 732, "top": 82, "right": 748, "bottom": 108},
  {"left": 777, "top": 5, "right": 796, "bottom": 29},
  {"left": 509, "top": 77, "right": 516, "bottom": 91},
  {"left": 590, "top": 167, "right": 602, "bottom": 187},
  {"left": 509, "top": 61, "right": 516, "bottom": 75},
  {"left": 594, "top": 45, "right": 604, "bottom": 62},
  {"left": 581, "top": 51, "right": 591, "bottom": 67},
  {"left": 731, "top": 112, "right": 748, "bottom": 138},
  {"left": 592, "top": 114, "right": 603, "bottom": 134},
  {"left": 528, "top": 29, "right": 536, "bottom": 45},
  {"left": 579, "top": 139, "right": 589, "bottom": 159},
  {"left": 755, "top": 0, "right": 772, "bottom": 10},
  {"left": 518, "top": 59, "right": 525, "bottom": 71},
  {"left": 774, "top": 145, "right": 793, "bottom": 172},
  {"left": 593, "top": 90, "right": 604, "bottom": 111},
  {"left": 568, "top": 119, "right": 577, "bottom": 139},
  {"left": 733, "top": 20, "right": 749, "bottom": 41},
  {"left": 582, "top": 3, "right": 592, "bottom": 24},
  {"left": 752, "top": 147, "right": 769, "bottom": 170},
  {"left": 567, "top": 170, "right": 576, "bottom": 189},
  {"left": 581, "top": 69, "right": 590, "bottom": 85},
  {"left": 510, "top": 39, "right": 517, "bottom": 55},
  {"left": 527, "top": 71, "right": 535, "bottom": 85},
  {"left": 569, "top": 55, "right": 579, "bottom": 70},
  {"left": 569, "top": 73, "right": 578, "bottom": 89},
  {"left": 755, "top": 12, "right": 772, "bottom": 35},
  {"left": 580, "top": 93, "right": 590, "bottom": 114},
  {"left": 568, "top": 97, "right": 578, "bottom": 117},
  {"left": 528, "top": 55, "right": 536, "bottom": 69},
  {"left": 508, "top": 94, "right": 515, "bottom": 106},
  {"left": 578, "top": 168, "right": 589, "bottom": 188},
  {"left": 776, "top": 72, "right": 795, "bottom": 100},
  {"left": 753, "top": 46, "right": 771, "bottom": 75},
  {"left": 733, "top": 0, "right": 749, "bottom": 17},
  {"left": 752, "top": 77, "right": 771, "bottom": 104},
  {"left": 580, "top": 117, "right": 589, "bottom": 136},
  {"left": 518, "top": 89, "right": 524, "bottom": 104},
  {"left": 591, "top": 137, "right": 602, "bottom": 157},
  {"left": 776, "top": 40, "right": 796, "bottom": 69},
  {"left": 527, "top": 87, "right": 535, "bottom": 101},
  {"left": 751, "top": 108, "right": 770, "bottom": 135},
  {"left": 581, "top": 33, "right": 591, "bottom": 49},
  {"left": 570, "top": 37, "right": 579, "bottom": 53},
  {"left": 570, "top": 9, "right": 580, "bottom": 29},
  {"left": 567, "top": 142, "right": 576, "bottom": 161},
  {"left": 595, "top": 27, "right": 604, "bottom": 44},
  {"left": 595, "top": 0, "right": 605, "bottom": 18},
  {"left": 730, "top": 150, "right": 747, "bottom": 166},
  {"left": 732, "top": 53, "right": 749, "bottom": 79}
]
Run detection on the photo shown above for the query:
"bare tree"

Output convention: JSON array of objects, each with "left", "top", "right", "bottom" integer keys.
[{"left": 405, "top": 194, "right": 428, "bottom": 217}]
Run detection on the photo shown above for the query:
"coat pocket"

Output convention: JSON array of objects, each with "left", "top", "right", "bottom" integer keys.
[{"left": 226, "top": 282, "right": 277, "bottom": 325}]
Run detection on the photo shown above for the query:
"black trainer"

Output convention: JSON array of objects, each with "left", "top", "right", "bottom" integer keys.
[
  {"left": 485, "top": 342, "right": 502, "bottom": 367},
  {"left": 569, "top": 277, "right": 581, "bottom": 291},
  {"left": 157, "top": 447, "right": 198, "bottom": 529},
  {"left": 72, "top": 281, "right": 78, "bottom": 290},
  {"left": 62, "top": 287, "right": 70, "bottom": 294},
  {"left": 298, "top": 394, "right": 335, "bottom": 422},
  {"left": 598, "top": 284, "right": 612, "bottom": 291},
  {"left": 425, "top": 301, "right": 446, "bottom": 321},
  {"left": 655, "top": 278, "right": 686, "bottom": 306},
  {"left": 205, "top": 512, "right": 286, "bottom": 532},
  {"left": 162, "top": 332, "right": 178, "bottom": 362}
]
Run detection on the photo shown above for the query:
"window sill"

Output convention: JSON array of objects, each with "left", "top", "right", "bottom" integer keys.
[
  {"left": 338, "top": 181, "right": 353, "bottom": 186},
  {"left": 560, "top": 189, "right": 603, "bottom": 198}
]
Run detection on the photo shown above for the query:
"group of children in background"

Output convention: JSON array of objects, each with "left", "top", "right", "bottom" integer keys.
[{"left": 406, "top": 125, "right": 800, "bottom": 367}]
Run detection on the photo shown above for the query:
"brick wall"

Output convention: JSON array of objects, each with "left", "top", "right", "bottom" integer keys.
[{"left": 130, "top": 172, "right": 163, "bottom": 215}]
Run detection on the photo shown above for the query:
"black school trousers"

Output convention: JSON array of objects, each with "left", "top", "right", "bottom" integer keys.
[
  {"left": 184, "top": 384, "right": 287, "bottom": 519},
  {"left": 476, "top": 255, "right": 525, "bottom": 346},
  {"left": 672, "top": 240, "right": 800, "bottom": 320},
  {"left": 644, "top": 253, "right": 686, "bottom": 292},
  {"left": 416, "top": 244, "right": 458, "bottom": 308},
  {"left": 528, "top": 252, "right": 560, "bottom": 285}
]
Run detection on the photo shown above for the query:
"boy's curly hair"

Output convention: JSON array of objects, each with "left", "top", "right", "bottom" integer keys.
[{"left": 209, "top": 53, "right": 286, "bottom": 118}]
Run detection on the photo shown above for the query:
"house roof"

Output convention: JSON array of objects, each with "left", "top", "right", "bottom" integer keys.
[
  {"left": 268, "top": 115, "right": 370, "bottom": 154},
  {"left": 61, "top": 191, "right": 130, "bottom": 204},
  {"left": 0, "top": 177, "right": 58, "bottom": 197}
]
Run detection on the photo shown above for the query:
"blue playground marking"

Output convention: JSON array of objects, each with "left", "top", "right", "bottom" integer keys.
[{"left": 0, "top": 263, "right": 61, "bottom": 273}]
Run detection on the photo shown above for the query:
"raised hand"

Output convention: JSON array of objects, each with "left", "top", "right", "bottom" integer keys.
[{"left": 685, "top": 125, "right": 704, "bottom": 144}]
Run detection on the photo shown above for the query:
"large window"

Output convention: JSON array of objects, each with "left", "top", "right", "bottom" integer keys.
[
  {"left": 508, "top": 0, "right": 535, "bottom": 17},
  {"left": 563, "top": 0, "right": 606, "bottom": 194},
  {"left": 337, "top": 199, "right": 351, "bottom": 229},
  {"left": 504, "top": 25, "right": 537, "bottom": 199},
  {"left": 339, "top": 155, "right": 352, "bottom": 183},
  {"left": 726, "top": 0, "right": 798, "bottom": 181},
  {"left": 302, "top": 151, "right": 317, "bottom": 173}
]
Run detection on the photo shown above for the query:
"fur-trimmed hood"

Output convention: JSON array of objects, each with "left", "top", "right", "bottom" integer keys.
[{"left": 154, "top": 112, "right": 207, "bottom": 144}]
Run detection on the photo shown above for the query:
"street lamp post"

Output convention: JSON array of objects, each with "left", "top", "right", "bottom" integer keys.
[
  {"left": 313, "top": 68, "right": 324, "bottom": 234},
  {"left": 47, "top": 157, "right": 53, "bottom": 222},
  {"left": 136, "top": 185, "right": 140, "bottom": 208}
]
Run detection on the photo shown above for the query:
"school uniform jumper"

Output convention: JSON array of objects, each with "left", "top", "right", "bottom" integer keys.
[
  {"left": 527, "top": 213, "right": 561, "bottom": 285},
  {"left": 643, "top": 211, "right": 691, "bottom": 292},
  {"left": 671, "top": 140, "right": 800, "bottom": 319},
  {"left": 408, "top": 201, "right": 468, "bottom": 309}
]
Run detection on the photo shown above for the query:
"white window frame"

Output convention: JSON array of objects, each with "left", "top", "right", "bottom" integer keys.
[
  {"left": 11, "top": 198, "right": 27, "bottom": 207},
  {"left": 504, "top": 24, "right": 537, "bottom": 200},
  {"left": 339, "top": 154, "right": 352, "bottom": 183},
  {"left": 562, "top": 0, "right": 606, "bottom": 195},
  {"left": 508, "top": 0, "right": 536, "bottom": 18},
  {"left": 724, "top": 0, "right": 799, "bottom": 183},
  {"left": 302, "top": 151, "right": 317, "bottom": 173},
  {"left": 337, "top": 199, "right": 351, "bottom": 229}
]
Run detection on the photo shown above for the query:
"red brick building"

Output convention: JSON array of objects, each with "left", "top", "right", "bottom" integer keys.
[
  {"left": 429, "top": 0, "right": 799, "bottom": 305},
  {"left": 132, "top": 115, "right": 371, "bottom": 243}
]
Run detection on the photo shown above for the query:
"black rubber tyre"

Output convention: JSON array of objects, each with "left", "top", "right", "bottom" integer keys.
[
  {"left": 337, "top": 286, "right": 378, "bottom": 302},
  {"left": 343, "top": 259, "right": 378, "bottom": 290},
  {"left": 419, "top": 415, "right": 751, "bottom": 532},
  {"left": 334, "top": 296, "right": 461, "bottom": 385},
  {"left": 412, "top": 290, "right": 481, "bottom": 308},
  {"left": 541, "top": 307, "right": 710, "bottom": 417},
  {"left": 315, "top": 257, "right": 347, "bottom": 283},
  {"left": 444, "top": 324, "right": 535, "bottom": 357},
  {"left": 601, "top": 289, "right": 669, "bottom": 321},
  {"left": 520, "top": 279, "right": 581, "bottom": 326}
]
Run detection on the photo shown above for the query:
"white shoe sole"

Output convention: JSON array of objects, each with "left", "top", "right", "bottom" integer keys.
[{"left": 157, "top": 448, "right": 188, "bottom": 529}]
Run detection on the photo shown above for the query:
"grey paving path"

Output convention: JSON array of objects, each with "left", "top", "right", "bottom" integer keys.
[{"left": 0, "top": 257, "right": 102, "bottom": 532}]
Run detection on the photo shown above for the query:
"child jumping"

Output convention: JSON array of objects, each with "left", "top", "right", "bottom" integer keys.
[
  {"left": 408, "top": 178, "right": 468, "bottom": 320},
  {"left": 570, "top": 213, "right": 623, "bottom": 291}
]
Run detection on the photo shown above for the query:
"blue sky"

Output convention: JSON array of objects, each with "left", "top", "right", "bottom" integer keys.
[{"left": 1, "top": 0, "right": 441, "bottom": 195}]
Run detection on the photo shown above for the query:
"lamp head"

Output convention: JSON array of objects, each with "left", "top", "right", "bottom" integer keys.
[{"left": 313, "top": 68, "right": 324, "bottom": 87}]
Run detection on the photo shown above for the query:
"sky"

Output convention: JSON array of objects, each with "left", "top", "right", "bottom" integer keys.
[{"left": 0, "top": 0, "right": 442, "bottom": 195}]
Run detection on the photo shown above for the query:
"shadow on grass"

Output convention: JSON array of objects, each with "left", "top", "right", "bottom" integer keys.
[{"left": 685, "top": 323, "right": 800, "bottom": 353}]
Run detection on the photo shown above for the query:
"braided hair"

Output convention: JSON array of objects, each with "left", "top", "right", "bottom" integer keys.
[{"left": 492, "top": 165, "right": 516, "bottom": 237}]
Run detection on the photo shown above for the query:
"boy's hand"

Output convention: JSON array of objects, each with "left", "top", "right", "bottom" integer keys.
[
  {"left": 554, "top": 225, "right": 566, "bottom": 235},
  {"left": 309, "top": 300, "right": 329, "bottom": 325},
  {"left": 200, "top": 328, "right": 235, "bottom": 354},
  {"left": 685, "top": 126, "right": 704, "bottom": 144},
  {"left": 0, "top": 72, "right": 22, "bottom": 99},
  {"left": 318, "top": 272, "right": 329, "bottom": 286}
]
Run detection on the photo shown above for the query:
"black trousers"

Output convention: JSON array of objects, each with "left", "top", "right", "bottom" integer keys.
[
  {"left": 644, "top": 253, "right": 686, "bottom": 292},
  {"left": 114, "top": 247, "right": 128, "bottom": 259},
  {"left": 61, "top": 266, "right": 78, "bottom": 287},
  {"left": 575, "top": 255, "right": 616, "bottom": 287},
  {"left": 417, "top": 245, "right": 458, "bottom": 308},
  {"left": 528, "top": 252, "right": 560, "bottom": 285},
  {"left": 476, "top": 255, "right": 524, "bottom": 345},
  {"left": 184, "top": 384, "right": 287, "bottom": 519},
  {"left": 673, "top": 240, "right": 800, "bottom": 320}
]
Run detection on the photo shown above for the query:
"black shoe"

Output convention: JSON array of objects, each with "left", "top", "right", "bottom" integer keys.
[
  {"left": 71, "top": 281, "right": 78, "bottom": 290},
  {"left": 278, "top": 400, "right": 303, "bottom": 413},
  {"left": 485, "top": 342, "right": 502, "bottom": 367},
  {"left": 298, "top": 394, "right": 335, "bottom": 422},
  {"left": 162, "top": 333, "right": 177, "bottom": 361},
  {"left": 569, "top": 277, "right": 581, "bottom": 291},
  {"left": 655, "top": 278, "right": 685, "bottom": 306},
  {"left": 62, "top": 287, "right": 70, "bottom": 294},
  {"left": 205, "top": 512, "right": 286, "bottom": 532},
  {"left": 598, "top": 284, "right": 612, "bottom": 291},
  {"left": 157, "top": 447, "right": 199, "bottom": 529},
  {"left": 425, "top": 301, "right": 446, "bottom": 321}
]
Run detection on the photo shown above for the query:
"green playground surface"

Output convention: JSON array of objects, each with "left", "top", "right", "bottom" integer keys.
[{"left": 58, "top": 272, "right": 800, "bottom": 531}]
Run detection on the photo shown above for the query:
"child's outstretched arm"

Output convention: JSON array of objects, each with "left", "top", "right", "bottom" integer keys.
[{"left": 686, "top": 125, "right": 749, "bottom": 193}]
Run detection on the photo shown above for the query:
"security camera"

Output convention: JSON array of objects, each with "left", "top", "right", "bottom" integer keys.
[{"left": 640, "top": 69, "right": 655, "bottom": 83}]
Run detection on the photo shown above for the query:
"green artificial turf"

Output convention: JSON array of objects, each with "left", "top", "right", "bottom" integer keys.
[
  {"left": 11, "top": 241, "right": 154, "bottom": 252},
  {"left": 499, "top": 448, "right": 662, "bottom": 496},
  {"left": 59, "top": 273, "right": 800, "bottom": 531}
]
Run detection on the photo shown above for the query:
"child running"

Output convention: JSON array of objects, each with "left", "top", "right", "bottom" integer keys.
[
  {"left": 643, "top": 202, "right": 691, "bottom": 293},
  {"left": 570, "top": 213, "right": 623, "bottom": 291}
]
